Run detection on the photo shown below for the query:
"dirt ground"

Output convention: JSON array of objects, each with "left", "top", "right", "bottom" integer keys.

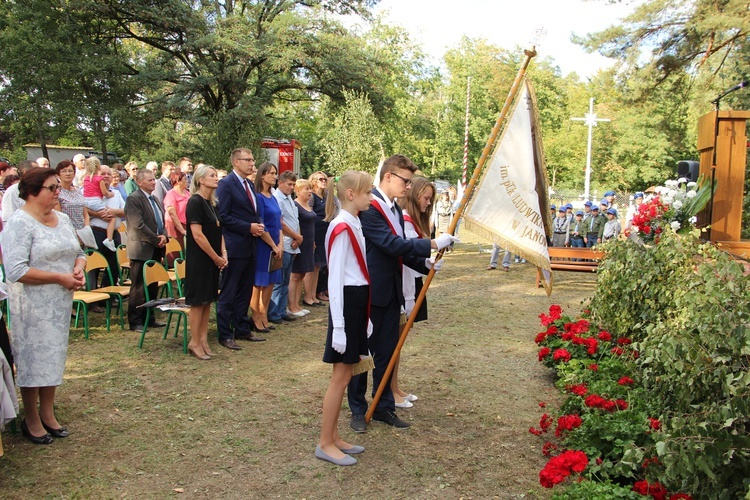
[{"left": 0, "top": 229, "right": 597, "bottom": 499}]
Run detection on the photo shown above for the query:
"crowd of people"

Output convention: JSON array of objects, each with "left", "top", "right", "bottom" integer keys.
[
  {"left": 0, "top": 151, "right": 460, "bottom": 465},
  {"left": 486, "top": 190, "right": 641, "bottom": 270}
]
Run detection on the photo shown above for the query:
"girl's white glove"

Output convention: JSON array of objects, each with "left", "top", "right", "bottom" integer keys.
[{"left": 332, "top": 327, "right": 346, "bottom": 354}]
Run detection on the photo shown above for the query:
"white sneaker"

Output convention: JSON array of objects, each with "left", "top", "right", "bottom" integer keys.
[
  {"left": 103, "top": 238, "right": 117, "bottom": 252},
  {"left": 395, "top": 399, "right": 413, "bottom": 409}
]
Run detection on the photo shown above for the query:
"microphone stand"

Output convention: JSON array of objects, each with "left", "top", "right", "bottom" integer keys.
[{"left": 707, "top": 96, "right": 720, "bottom": 241}]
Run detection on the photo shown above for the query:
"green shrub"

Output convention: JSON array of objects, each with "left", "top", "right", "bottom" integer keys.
[
  {"left": 551, "top": 479, "right": 643, "bottom": 499},
  {"left": 589, "top": 232, "right": 750, "bottom": 498}
]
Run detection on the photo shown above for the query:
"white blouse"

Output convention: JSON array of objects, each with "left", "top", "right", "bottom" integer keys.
[{"left": 325, "top": 210, "right": 369, "bottom": 329}]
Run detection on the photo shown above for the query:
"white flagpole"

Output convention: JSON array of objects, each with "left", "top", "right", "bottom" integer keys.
[{"left": 462, "top": 76, "right": 471, "bottom": 188}]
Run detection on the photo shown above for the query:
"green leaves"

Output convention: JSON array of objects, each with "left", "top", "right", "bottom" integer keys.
[{"left": 589, "top": 232, "right": 750, "bottom": 497}]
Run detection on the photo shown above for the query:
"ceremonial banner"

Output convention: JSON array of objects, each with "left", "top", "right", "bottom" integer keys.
[{"left": 463, "top": 79, "right": 553, "bottom": 293}]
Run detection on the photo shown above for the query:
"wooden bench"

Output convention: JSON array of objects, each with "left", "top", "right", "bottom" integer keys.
[{"left": 536, "top": 247, "right": 605, "bottom": 287}]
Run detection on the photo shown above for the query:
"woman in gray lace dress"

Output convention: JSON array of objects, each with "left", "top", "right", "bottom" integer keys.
[{"left": 2, "top": 168, "right": 86, "bottom": 444}]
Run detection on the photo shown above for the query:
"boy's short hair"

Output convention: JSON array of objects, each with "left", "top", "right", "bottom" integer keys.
[{"left": 380, "top": 154, "right": 417, "bottom": 182}]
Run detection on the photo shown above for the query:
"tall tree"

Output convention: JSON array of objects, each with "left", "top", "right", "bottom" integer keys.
[
  {"left": 91, "top": 0, "right": 386, "bottom": 164},
  {"left": 575, "top": 0, "right": 750, "bottom": 102},
  {"left": 319, "top": 90, "right": 383, "bottom": 174},
  {"left": 0, "top": 0, "right": 141, "bottom": 157}
]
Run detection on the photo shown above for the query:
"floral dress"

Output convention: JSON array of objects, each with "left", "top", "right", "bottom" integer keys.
[{"left": 2, "top": 210, "right": 84, "bottom": 387}]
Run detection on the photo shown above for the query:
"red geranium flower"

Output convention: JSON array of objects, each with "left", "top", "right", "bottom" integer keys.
[
  {"left": 633, "top": 480, "right": 668, "bottom": 500},
  {"left": 618, "top": 376, "right": 635, "bottom": 386},
  {"left": 615, "top": 399, "right": 628, "bottom": 410},
  {"left": 553, "top": 348, "right": 571, "bottom": 362},
  {"left": 529, "top": 427, "right": 543, "bottom": 436},
  {"left": 567, "top": 384, "right": 588, "bottom": 396},
  {"left": 617, "top": 337, "right": 632, "bottom": 345},
  {"left": 549, "top": 305, "right": 562, "bottom": 319},
  {"left": 539, "top": 450, "right": 588, "bottom": 488},
  {"left": 538, "top": 347, "right": 551, "bottom": 361},
  {"left": 562, "top": 331, "right": 577, "bottom": 341},
  {"left": 539, "top": 413, "right": 553, "bottom": 432},
  {"left": 611, "top": 347, "right": 625, "bottom": 356},
  {"left": 584, "top": 338, "right": 599, "bottom": 355},
  {"left": 588, "top": 363, "right": 599, "bottom": 371},
  {"left": 649, "top": 417, "right": 662, "bottom": 430},
  {"left": 555, "top": 414, "right": 583, "bottom": 436},
  {"left": 598, "top": 331, "right": 612, "bottom": 341}
]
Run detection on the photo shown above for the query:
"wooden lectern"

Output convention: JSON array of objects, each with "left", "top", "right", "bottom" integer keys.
[{"left": 697, "top": 110, "right": 750, "bottom": 255}]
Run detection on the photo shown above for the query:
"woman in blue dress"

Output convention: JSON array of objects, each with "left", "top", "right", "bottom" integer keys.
[{"left": 251, "top": 162, "right": 283, "bottom": 333}]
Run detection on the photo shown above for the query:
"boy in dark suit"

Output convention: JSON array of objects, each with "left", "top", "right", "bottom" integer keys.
[{"left": 348, "top": 155, "right": 457, "bottom": 432}]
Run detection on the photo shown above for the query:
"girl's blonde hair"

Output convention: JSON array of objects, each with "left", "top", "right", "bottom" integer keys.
[
  {"left": 324, "top": 170, "right": 373, "bottom": 222},
  {"left": 191, "top": 165, "right": 218, "bottom": 205},
  {"left": 397, "top": 176, "right": 435, "bottom": 238},
  {"left": 84, "top": 156, "right": 101, "bottom": 180}
]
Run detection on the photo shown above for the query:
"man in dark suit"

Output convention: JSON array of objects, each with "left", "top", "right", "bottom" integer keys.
[
  {"left": 215, "top": 148, "right": 267, "bottom": 350},
  {"left": 348, "top": 154, "right": 457, "bottom": 432},
  {"left": 124, "top": 169, "right": 168, "bottom": 331}
]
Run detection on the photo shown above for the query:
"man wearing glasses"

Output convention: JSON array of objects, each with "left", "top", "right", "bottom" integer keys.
[
  {"left": 215, "top": 148, "right": 267, "bottom": 350},
  {"left": 347, "top": 154, "right": 458, "bottom": 432}
]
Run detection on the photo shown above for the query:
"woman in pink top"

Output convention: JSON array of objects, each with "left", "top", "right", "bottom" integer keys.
[{"left": 163, "top": 171, "right": 190, "bottom": 242}]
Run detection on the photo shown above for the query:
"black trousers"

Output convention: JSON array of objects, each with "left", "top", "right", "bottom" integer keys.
[
  {"left": 127, "top": 246, "right": 163, "bottom": 329},
  {"left": 347, "top": 289, "right": 401, "bottom": 415},
  {"left": 217, "top": 257, "right": 255, "bottom": 341},
  {"left": 90, "top": 226, "right": 121, "bottom": 287}
]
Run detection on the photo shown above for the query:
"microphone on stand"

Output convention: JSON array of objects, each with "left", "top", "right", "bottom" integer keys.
[{"left": 711, "top": 80, "right": 749, "bottom": 104}]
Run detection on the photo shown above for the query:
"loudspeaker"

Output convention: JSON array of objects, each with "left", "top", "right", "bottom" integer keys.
[{"left": 677, "top": 160, "right": 700, "bottom": 181}]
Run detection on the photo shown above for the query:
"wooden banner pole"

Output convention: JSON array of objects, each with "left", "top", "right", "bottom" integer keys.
[{"left": 365, "top": 46, "right": 537, "bottom": 423}]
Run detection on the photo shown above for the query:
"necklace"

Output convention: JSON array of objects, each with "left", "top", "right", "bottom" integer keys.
[
  {"left": 200, "top": 195, "right": 220, "bottom": 227},
  {"left": 24, "top": 206, "right": 56, "bottom": 227}
]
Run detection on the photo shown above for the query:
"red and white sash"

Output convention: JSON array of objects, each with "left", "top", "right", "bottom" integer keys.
[
  {"left": 327, "top": 221, "right": 370, "bottom": 320},
  {"left": 370, "top": 195, "right": 403, "bottom": 238}
]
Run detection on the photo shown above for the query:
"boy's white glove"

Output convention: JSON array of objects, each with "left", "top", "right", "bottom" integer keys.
[
  {"left": 366, "top": 319, "right": 373, "bottom": 338},
  {"left": 425, "top": 257, "right": 444, "bottom": 272},
  {"left": 435, "top": 233, "right": 460, "bottom": 250},
  {"left": 405, "top": 298, "right": 415, "bottom": 315},
  {"left": 332, "top": 327, "right": 346, "bottom": 354}
]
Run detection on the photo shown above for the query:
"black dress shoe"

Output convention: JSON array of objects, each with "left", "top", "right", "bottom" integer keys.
[
  {"left": 236, "top": 333, "right": 266, "bottom": 342},
  {"left": 90, "top": 305, "right": 105, "bottom": 314},
  {"left": 129, "top": 324, "right": 144, "bottom": 331},
  {"left": 150, "top": 320, "right": 166, "bottom": 328},
  {"left": 282, "top": 314, "right": 297, "bottom": 322},
  {"left": 41, "top": 420, "right": 69, "bottom": 438},
  {"left": 372, "top": 410, "right": 410, "bottom": 429},
  {"left": 251, "top": 324, "right": 270, "bottom": 333},
  {"left": 266, "top": 324, "right": 276, "bottom": 330},
  {"left": 21, "top": 420, "right": 53, "bottom": 445},
  {"left": 219, "top": 339, "right": 242, "bottom": 350},
  {"left": 269, "top": 318, "right": 286, "bottom": 325}
]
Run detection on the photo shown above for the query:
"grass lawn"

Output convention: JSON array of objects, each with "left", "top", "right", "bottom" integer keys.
[{"left": 0, "top": 229, "right": 596, "bottom": 498}]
